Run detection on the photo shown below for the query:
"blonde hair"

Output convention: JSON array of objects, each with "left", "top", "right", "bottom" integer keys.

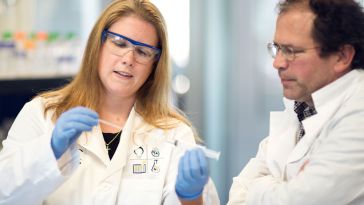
[{"left": 39, "top": 0, "right": 197, "bottom": 137}]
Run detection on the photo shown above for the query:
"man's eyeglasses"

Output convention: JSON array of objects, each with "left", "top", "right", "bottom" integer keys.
[
  {"left": 267, "top": 42, "right": 319, "bottom": 61},
  {"left": 102, "top": 30, "right": 161, "bottom": 64}
]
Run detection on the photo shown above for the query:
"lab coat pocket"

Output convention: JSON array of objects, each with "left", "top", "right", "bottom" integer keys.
[{"left": 118, "top": 178, "right": 163, "bottom": 204}]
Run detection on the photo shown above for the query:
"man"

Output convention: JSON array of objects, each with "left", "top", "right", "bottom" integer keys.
[{"left": 228, "top": 0, "right": 364, "bottom": 204}]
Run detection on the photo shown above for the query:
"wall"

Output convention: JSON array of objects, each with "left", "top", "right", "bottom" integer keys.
[{"left": 187, "top": 0, "right": 282, "bottom": 203}]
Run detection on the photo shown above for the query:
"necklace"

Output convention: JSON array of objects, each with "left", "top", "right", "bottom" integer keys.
[{"left": 105, "top": 130, "right": 122, "bottom": 151}]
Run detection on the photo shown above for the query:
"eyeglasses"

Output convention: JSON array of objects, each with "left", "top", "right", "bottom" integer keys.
[
  {"left": 267, "top": 42, "right": 319, "bottom": 61},
  {"left": 102, "top": 30, "right": 161, "bottom": 64}
]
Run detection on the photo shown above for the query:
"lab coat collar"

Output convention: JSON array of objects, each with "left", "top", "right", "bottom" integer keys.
[
  {"left": 285, "top": 70, "right": 363, "bottom": 164},
  {"left": 267, "top": 110, "right": 298, "bottom": 176},
  {"left": 312, "top": 69, "right": 362, "bottom": 109},
  {"left": 281, "top": 70, "right": 362, "bottom": 112}
]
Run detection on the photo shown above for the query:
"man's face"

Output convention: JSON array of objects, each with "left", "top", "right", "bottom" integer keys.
[{"left": 273, "top": 8, "right": 340, "bottom": 105}]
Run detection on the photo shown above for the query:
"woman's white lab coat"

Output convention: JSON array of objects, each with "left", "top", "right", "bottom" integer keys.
[
  {"left": 0, "top": 97, "right": 220, "bottom": 205},
  {"left": 228, "top": 70, "right": 364, "bottom": 204}
]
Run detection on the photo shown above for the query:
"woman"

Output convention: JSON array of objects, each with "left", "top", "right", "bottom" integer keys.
[{"left": 0, "top": 0, "right": 219, "bottom": 204}]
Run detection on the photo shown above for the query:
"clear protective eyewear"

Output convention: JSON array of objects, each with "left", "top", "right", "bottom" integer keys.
[
  {"left": 102, "top": 29, "right": 161, "bottom": 64},
  {"left": 267, "top": 42, "right": 319, "bottom": 61}
]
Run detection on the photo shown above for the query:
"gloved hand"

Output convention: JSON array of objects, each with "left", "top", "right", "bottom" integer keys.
[
  {"left": 175, "top": 148, "right": 209, "bottom": 200},
  {"left": 51, "top": 107, "right": 98, "bottom": 159}
]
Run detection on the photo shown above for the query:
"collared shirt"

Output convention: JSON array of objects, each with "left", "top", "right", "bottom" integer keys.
[{"left": 294, "top": 101, "right": 317, "bottom": 143}]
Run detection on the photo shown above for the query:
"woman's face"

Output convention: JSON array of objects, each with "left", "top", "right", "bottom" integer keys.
[{"left": 98, "top": 15, "right": 159, "bottom": 100}]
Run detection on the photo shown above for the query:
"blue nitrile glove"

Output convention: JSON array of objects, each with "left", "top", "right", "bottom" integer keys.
[
  {"left": 51, "top": 107, "right": 98, "bottom": 159},
  {"left": 175, "top": 148, "right": 209, "bottom": 200}
]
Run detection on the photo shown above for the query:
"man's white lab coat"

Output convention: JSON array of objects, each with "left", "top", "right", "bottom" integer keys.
[{"left": 228, "top": 70, "right": 364, "bottom": 205}]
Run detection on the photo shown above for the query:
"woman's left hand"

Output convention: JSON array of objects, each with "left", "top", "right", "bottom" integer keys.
[{"left": 175, "top": 148, "right": 209, "bottom": 201}]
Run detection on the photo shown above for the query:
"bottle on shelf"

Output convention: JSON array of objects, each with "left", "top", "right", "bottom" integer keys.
[
  {"left": 0, "top": 30, "right": 82, "bottom": 79},
  {"left": 0, "top": 31, "right": 15, "bottom": 77}
]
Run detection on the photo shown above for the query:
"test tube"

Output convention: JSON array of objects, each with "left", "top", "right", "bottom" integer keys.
[
  {"left": 99, "top": 119, "right": 122, "bottom": 130},
  {"left": 168, "top": 140, "right": 220, "bottom": 161},
  {"left": 99, "top": 119, "right": 221, "bottom": 160}
]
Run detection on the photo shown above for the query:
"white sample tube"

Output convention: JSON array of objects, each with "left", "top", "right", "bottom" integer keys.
[
  {"left": 168, "top": 140, "right": 220, "bottom": 161},
  {"left": 99, "top": 119, "right": 122, "bottom": 130},
  {"left": 99, "top": 119, "right": 221, "bottom": 160}
]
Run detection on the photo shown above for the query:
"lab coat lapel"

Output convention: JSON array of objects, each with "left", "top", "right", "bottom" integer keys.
[
  {"left": 103, "top": 108, "right": 156, "bottom": 178},
  {"left": 287, "top": 100, "right": 341, "bottom": 164},
  {"left": 90, "top": 111, "right": 136, "bottom": 205},
  {"left": 77, "top": 126, "right": 110, "bottom": 165},
  {"left": 105, "top": 108, "right": 137, "bottom": 177},
  {"left": 286, "top": 114, "right": 320, "bottom": 164},
  {"left": 266, "top": 110, "right": 297, "bottom": 177}
]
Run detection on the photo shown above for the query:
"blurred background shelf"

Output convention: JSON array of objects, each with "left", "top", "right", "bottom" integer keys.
[{"left": 0, "top": 75, "right": 72, "bottom": 94}]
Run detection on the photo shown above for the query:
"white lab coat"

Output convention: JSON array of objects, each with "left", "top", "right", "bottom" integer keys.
[
  {"left": 228, "top": 70, "right": 364, "bottom": 205},
  {"left": 0, "top": 97, "right": 220, "bottom": 205}
]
